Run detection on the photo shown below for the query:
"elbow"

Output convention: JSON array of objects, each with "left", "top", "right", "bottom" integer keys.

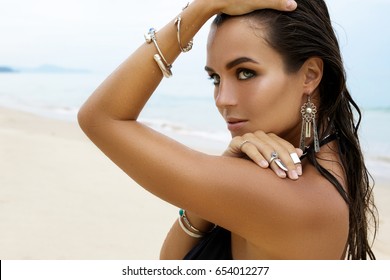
[
  {"left": 77, "top": 101, "right": 119, "bottom": 141},
  {"left": 77, "top": 104, "right": 91, "bottom": 133},
  {"left": 77, "top": 102, "right": 102, "bottom": 137}
]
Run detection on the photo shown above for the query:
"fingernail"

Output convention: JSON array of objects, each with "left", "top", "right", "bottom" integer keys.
[
  {"left": 286, "top": 0, "right": 297, "bottom": 10},
  {"left": 278, "top": 170, "right": 287, "bottom": 178},
  {"left": 259, "top": 160, "right": 269, "bottom": 168},
  {"left": 290, "top": 170, "right": 299, "bottom": 180},
  {"left": 296, "top": 165, "right": 302, "bottom": 176}
]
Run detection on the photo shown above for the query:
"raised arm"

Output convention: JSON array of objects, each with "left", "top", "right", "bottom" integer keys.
[{"left": 78, "top": 0, "right": 297, "bottom": 122}]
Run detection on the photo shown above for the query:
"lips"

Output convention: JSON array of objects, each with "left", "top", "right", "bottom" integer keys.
[{"left": 226, "top": 118, "right": 247, "bottom": 131}]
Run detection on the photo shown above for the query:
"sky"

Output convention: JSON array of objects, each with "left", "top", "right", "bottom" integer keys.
[{"left": 1, "top": 0, "right": 389, "bottom": 107}]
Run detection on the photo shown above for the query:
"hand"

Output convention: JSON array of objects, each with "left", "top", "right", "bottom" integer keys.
[
  {"left": 223, "top": 131, "right": 303, "bottom": 180},
  {"left": 214, "top": 0, "right": 297, "bottom": 15}
]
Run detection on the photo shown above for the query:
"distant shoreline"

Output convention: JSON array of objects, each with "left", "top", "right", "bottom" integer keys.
[
  {"left": 0, "top": 66, "right": 16, "bottom": 73},
  {"left": 0, "top": 64, "right": 89, "bottom": 74}
]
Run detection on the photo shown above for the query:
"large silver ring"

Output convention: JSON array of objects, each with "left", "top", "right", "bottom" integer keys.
[
  {"left": 269, "top": 151, "right": 278, "bottom": 164},
  {"left": 290, "top": 153, "right": 301, "bottom": 164},
  {"left": 239, "top": 140, "right": 250, "bottom": 150},
  {"left": 275, "top": 159, "right": 288, "bottom": 171}
]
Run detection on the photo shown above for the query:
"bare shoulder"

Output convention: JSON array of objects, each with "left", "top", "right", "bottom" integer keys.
[{"left": 243, "top": 145, "right": 349, "bottom": 259}]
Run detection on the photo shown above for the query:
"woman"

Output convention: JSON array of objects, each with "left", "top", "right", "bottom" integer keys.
[{"left": 78, "top": 0, "right": 377, "bottom": 259}]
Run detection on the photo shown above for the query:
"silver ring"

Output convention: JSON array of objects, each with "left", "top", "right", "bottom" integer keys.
[
  {"left": 269, "top": 151, "right": 278, "bottom": 164},
  {"left": 239, "top": 140, "right": 250, "bottom": 150},
  {"left": 290, "top": 153, "right": 301, "bottom": 164},
  {"left": 275, "top": 159, "right": 288, "bottom": 171}
]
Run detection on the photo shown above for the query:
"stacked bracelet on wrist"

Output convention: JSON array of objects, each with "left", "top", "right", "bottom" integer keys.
[
  {"left": 144, "top": 3, "right": 194, "bottom": 78},
  {"left": 144, "top": 28, "right": 173, "bottom": 78},
  {"left": 174, "top": 2, "right": 193, "bottom": 53},
  {"left": 178, "top": 209, "right": 216, "bottom": 238},
  {"left": 174, "top": 15, "right": 193, "bottom": 53}
]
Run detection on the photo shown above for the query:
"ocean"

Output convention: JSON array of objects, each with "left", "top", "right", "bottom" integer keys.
[{"left": 1, "top": 72, "right": 389, "bottom": 179}]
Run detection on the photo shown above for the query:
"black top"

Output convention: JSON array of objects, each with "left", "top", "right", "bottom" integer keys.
[{"left": 183, "top": 226, "right": 232, "bottom": 260}]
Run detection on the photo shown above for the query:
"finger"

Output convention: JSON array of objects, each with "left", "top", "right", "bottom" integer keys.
[
  {"left": 268, "top": 152, "right": 287, "bottom": 179},
  {"left": 295, "top": 148, "right": 304, "bottom": 174},
  {"left": 266, "top": 134, "right": 300, "bottom": 180},
  {"left": 246, "top": 131, "right": 290, "bottom": 178},
  {"left": 223, "top": 136, "right": 244, "bottom": 157},
  {"left": 234, "top": 132, "right": 299, "bottom": 180},
  {"left": 221, "top": 0, "right": 297, "bottom": 15},
  {"left": 277, "top": 150, "right": 300, "bottom": 180},
  {"left": 259, "top": 0, "right": 297, "bottom": 11},
  {"left": 285, "top": 0, "right": 298, "bottom": 11},
  {"left": 296, "top": 148, "right": 304, "bottom": 157},
  {"left": 240, "top": 141, "right": 269, "bottom": 168},
  {"left": 239, "top": 139, "right": 288, "bottom": 179},
  {"left": 236, "top": 133, "right": 279, "bottom": 170},
  {"left": 291, "top": 149, "right": 303, "bottom": 176}
]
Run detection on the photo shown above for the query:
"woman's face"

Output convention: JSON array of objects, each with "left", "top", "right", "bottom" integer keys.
[{"left": 206, "top": 17, "right": 305, "bottom": 142}]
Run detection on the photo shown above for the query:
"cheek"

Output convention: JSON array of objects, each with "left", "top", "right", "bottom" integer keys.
[
  {"left": 249, "top": 79, "right": 302, "bottom": 130},
  {"left": 248, "top": 78, "right": 282, "bottom": 107},
  {"left": 263, "top": 73, "right": 301, "bottom": 106},
  {"left": 271, "top": 84, "right": 303, "bottom": 131}
]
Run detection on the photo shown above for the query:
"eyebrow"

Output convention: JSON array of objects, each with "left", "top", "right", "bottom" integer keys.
[{"left": 205, "top": 57, "right": 260, "bottom": 73}]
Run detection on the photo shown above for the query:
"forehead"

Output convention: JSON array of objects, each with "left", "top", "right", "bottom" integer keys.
[{"left": 206, "top": 17, "right": 283, "bottom": 69}]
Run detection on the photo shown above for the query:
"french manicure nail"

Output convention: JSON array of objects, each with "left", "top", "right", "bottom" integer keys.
[
  {"left": 296, "top": 165, "right": 302, "bottom": 176},
  {"left": 286, "top": 0, "right": 297, "bottom": 10},
  {"left": 278, "top": 170, "right": 287, "bottom": 178},
  {"left": 259, "top": 160, "right": 269, "bottom": 168},
  {"left": 290, "top": 170, "right": 299, "bottom": 180}
]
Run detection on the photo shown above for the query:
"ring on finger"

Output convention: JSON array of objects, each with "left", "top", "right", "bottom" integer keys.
[
  {"left": 239, "top": 140, "right": 251, "bottom": 150},
  {"left": 274, "top": 159, "right": 288, "bottom": 172},
  {"left": 290, "top": 153, "right": 301, "bottom": 165},
  {"left": 269, "top": 151, "right": 278, "bottom": 164}
]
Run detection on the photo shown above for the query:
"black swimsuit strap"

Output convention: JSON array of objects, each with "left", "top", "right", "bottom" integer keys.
[{"left": 300, "top": 132, "right": 338, "bottom": 159}]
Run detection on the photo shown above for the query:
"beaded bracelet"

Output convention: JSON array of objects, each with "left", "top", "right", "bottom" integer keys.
[{"left": 144, "top": 28, "right": 172, "bottom": 78}]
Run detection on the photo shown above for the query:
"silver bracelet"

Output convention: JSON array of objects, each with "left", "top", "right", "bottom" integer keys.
[
  {"left": 178, "top": 215, "right": 204, "bottom": 238},
  {"left": 174, "top": 15, "right": 193, "bottom": 53},
  {"left": 180, "top": 209, "right": 204, "bottom": 234},
  {"left": 178, "top": 209, "right": 216, "bottom": 238},
  {"left": 153, "top": 54, "right": 172, "bottom": 78},
  {"left": 144, "top": 28, "right": 172, "bottom": 78}
]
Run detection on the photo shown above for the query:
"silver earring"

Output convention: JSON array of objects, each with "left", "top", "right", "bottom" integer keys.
[{"left": 300, "top": 95, "right": 320, "bottom": 152}]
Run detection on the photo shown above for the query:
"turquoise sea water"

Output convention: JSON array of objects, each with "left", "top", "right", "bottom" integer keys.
[{"left": 1, "top": 72, "right": 389, "bottom": 179}]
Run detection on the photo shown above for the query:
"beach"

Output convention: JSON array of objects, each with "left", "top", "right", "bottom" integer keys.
[{"left": 1, "top": 106, "right": 389, "bottom": 260}]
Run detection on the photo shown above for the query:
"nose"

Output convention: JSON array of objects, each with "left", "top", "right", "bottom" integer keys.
[{"left": 214, "top": 81, "right": 238, "bottom": 109}]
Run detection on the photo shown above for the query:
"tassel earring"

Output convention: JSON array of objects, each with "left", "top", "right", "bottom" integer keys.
[{"left": 300, "top": 95, "right": 320, "bottom": 152}]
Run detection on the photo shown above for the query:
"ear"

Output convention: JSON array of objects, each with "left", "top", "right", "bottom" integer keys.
[{"left": 301, "top": 57, "right": 323, "bottom": 94}]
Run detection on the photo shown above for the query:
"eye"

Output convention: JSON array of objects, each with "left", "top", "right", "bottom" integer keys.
[
  {"left": 237, "top": 69, "right": 255, "bottom": 80},
  {"left": 208, "top": 74, "right": 220, "bottom": 86}
]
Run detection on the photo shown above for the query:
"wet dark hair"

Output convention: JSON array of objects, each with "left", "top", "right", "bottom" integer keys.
[{"left": 213, "top": 0, "right": 377, "bottom": 260}]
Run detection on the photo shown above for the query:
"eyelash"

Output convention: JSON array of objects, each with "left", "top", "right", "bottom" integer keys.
[
  {"left": 208, "top": 69, "right": 256, "bottom": 86},
  {"left": 208, "top": 74, "right": 220, "bottom": 85}
]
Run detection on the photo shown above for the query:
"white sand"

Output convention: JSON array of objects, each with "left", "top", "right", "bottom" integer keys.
[{"left": 0, "top": 107, "right": 389, "bottom": 259}]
